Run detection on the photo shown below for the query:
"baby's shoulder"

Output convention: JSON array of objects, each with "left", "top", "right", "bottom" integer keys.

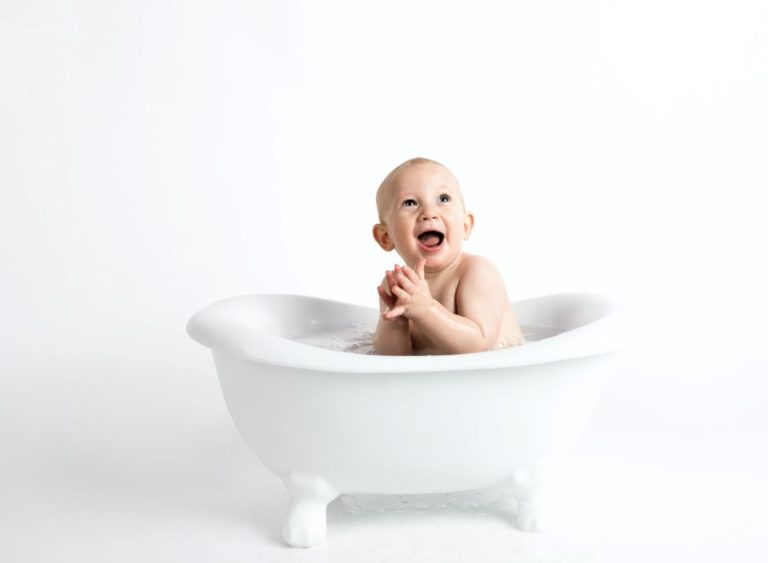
[
  {"left": 458, "top": 253, "right": 501, "bottom": 276},
  {"left": 453, "top": 254, "right": 509, "bottom": 312},
  {"left": 456, "top": 253, "right": 504, "bottom": 287}
]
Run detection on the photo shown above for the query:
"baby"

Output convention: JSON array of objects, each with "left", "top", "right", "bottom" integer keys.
[{"left": 372, "top": 157, "right": 525, "bottom": 355}]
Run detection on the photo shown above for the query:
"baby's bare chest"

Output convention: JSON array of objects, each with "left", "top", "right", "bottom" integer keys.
[{"left": 430, "top": 278, "right": 459, "bottom": 313}]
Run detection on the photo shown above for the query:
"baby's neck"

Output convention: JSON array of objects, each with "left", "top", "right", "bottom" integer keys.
[{"left": 424, "top": 252, "right": 466, "bottom": 282}]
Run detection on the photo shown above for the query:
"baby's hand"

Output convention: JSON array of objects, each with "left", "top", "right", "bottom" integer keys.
[
  {"left": 377, "top": 270, "right": 409, "bottom": 328},
  {"left": 383, "top": 259, "right": 434, "bottom": 321}
]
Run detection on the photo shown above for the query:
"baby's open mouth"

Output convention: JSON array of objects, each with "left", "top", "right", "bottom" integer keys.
[{"left": 417, "top": 230, "right": 445, "bottom": 249}]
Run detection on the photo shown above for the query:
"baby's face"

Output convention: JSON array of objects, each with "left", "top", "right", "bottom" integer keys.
[{"left": 374, "top": 163, "right": 474, "bottom": 272}]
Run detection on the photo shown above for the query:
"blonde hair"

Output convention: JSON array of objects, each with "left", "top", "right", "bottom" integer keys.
[{"left": 376, "top": 157, "right": 458, "bottom": 221}]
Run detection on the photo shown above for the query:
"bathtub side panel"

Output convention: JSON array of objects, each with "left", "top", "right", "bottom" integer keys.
[{"left": 213, "top": 352, "right": 615, "bottom": 495}]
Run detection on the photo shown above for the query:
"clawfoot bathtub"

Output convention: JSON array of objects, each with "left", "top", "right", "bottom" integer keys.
[{"left": 186, "top": 292, "right": 620, "bottom": 547}]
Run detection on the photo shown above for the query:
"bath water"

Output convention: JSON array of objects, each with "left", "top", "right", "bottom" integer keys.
[
  {"left": 292, "top": 323, "right": 562, "bottom": 354},
  {"left": 293, "top": 324, "right": 377, "bottom": 354}
]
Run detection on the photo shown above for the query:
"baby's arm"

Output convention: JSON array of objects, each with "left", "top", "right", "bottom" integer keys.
[
  {"left": 389, "top": 257, "right": 505, "bottom": 354},
  {"left": 372, "top": 269, "right": 413, "bottom": 355}
]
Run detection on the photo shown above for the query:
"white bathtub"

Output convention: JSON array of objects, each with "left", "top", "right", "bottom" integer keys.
[{"left": 187, "top": 292, "right": 621, "bottom": 547}]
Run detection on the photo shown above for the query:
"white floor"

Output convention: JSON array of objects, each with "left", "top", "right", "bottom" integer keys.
[{"left": 2, "top": 314, "right": 767, "bottom": 563}]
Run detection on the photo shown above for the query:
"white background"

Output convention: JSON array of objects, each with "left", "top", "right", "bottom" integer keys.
[{"left": 1, "top": 1, "right": 767, "bottom": 561}]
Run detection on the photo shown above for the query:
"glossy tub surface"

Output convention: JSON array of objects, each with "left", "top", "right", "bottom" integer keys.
[{"left": 187, "top": 292, "right": 621, "bottom": 547}]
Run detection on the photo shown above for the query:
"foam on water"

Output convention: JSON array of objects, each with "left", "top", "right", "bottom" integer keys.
[
  {"left": 292, "top": 323, "right": 563, "bottom": 354},
  {"left": 292, "top": 324, "right": 377, "bottom": 354}
]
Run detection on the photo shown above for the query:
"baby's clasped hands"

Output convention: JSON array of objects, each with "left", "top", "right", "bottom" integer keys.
[{"left": 378, "top": 259, "right": 433, "bottom": 322}]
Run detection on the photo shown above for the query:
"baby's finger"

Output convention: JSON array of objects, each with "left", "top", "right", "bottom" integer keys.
[
  {"left": 391, "top": 284, "right": 410, "bottom": 301},
  {"left": 384, "top": 305, "right": 406, "bottom": 320},
  {"left": 386, "top": 269, "right": 398, "bottom": 291},
  {"left": 402, "top": 265, "right": 420, "bottom": 285},
  {"left": 416, "top": 258, "right": 427, "bottom": 279},
  {"left": 396, "top": 271, "right": 417, "bottom": 293},
  {"left": 377, "top": 285, "right": 396, "bottom": 307},
  {"left": 393, "top": 265, "right": 410, "bottom": 288}
]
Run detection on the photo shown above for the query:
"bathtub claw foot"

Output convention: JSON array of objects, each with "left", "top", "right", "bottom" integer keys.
[
  {"left": 506, "top": 468, "right": 546, "bottom": 533},
  {"left": 281, "top": 472, "right": 339, "bottom": 548},
  {"left": 516, "top": 499, "right": 542, "bottom": 532},
  {"left": 283, "top": 503, "right": 327, "bottom": 548}
]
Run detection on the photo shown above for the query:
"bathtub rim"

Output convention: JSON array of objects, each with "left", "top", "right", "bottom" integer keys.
[{"left": 186, "top": 292, "right": 624, "bottom": 374}]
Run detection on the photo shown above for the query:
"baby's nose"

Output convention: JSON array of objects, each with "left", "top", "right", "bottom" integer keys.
[{"left": 420, "top": 210, "right": 437, "bottom": 221}]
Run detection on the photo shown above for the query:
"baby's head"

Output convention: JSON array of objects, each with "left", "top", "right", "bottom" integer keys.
[{"left": 373, "top": 157, "right": 474, "bottom": 273}]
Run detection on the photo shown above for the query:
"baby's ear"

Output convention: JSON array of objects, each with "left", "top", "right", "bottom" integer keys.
[
  {"left": 463, "top": 212, "right": 475, "bottom": 240},
  {"left": 372, "top": 223, "right": 395, "bottom": 251}
]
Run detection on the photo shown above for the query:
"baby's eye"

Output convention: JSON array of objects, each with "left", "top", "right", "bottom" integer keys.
[
  {"left": 402, "top": 199, "right": 418, "bottom": 207},
  {"left": 439, "top": 194, "right": 451, "bottom": 203}
]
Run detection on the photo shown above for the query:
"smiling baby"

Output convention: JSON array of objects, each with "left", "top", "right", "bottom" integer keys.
[{"left": 372, "top": 157, "right": 525, "bottom": 355}]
